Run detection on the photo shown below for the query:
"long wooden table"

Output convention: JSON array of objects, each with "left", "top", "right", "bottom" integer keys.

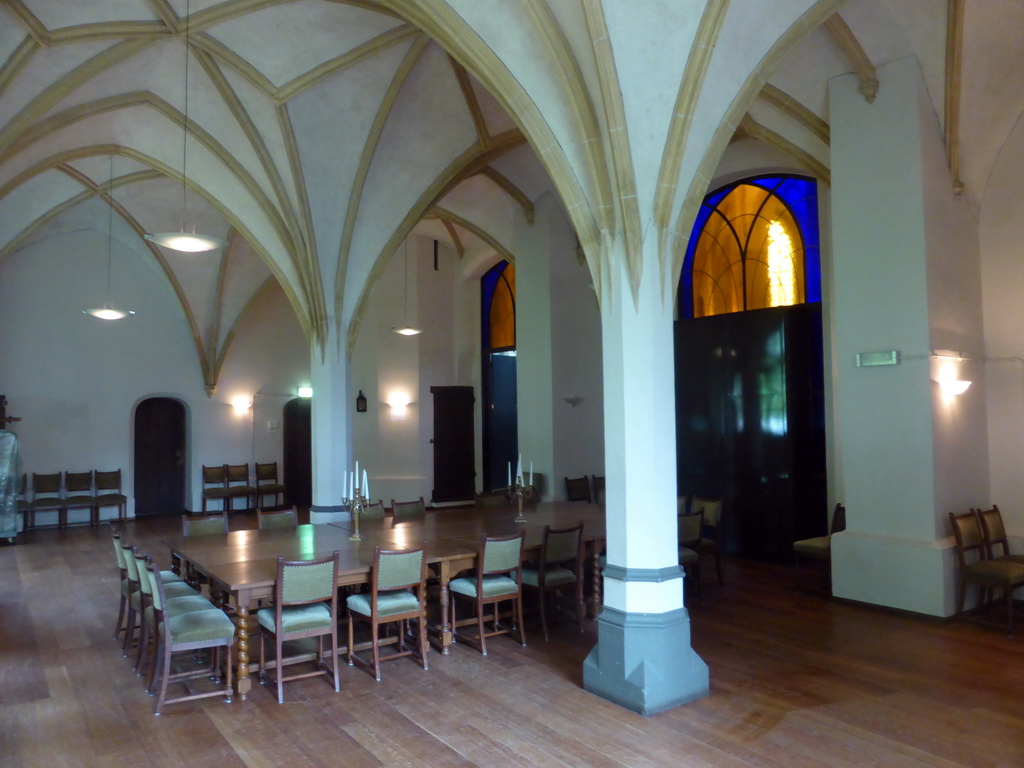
[{"left": 166, "top": 501, "right": 604, "bottom": 698}]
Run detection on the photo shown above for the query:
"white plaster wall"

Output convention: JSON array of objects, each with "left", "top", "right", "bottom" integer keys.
[{"left": 0, "top": 226, "right": 309, "bottom": 519}]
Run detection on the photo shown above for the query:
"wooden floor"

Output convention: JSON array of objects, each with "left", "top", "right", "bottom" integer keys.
[{"left": 2, "top": 513, "right": 1023, "bottom": 768}]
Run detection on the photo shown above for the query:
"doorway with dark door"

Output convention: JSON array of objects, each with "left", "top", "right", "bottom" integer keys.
[
  {"left": 283, "top": 397, "right": 312, "bottom": 508},
  {"left": 431, "top": 386, "right": 475, "bottom": 503},
  {"left": 134, "top": 397, "right": 186, "bottom": 517}
]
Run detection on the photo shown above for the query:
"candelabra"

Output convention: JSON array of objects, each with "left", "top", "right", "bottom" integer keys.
[
  {"left": 507, "top": 478, "right": 533, "bottom": 523},
  {"left": 348, "top": 488, "right": 367, "bottom": 541}
]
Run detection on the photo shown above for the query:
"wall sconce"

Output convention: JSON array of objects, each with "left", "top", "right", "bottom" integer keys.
[
  {"left": 356, "top": 390, "right": 367, "bottom": 412},
  {"left": 231, "top": 396, "right": 252, "bottom": 414},
  {"left": 932, "top": 351, "right": 971, "bottom": 397},
  {"left": 388, "top": 391, "right": 410, "bottom": 421},
  {"left": 938, "top": 379, "right": 971, "bottom": 396},
  {"left": 563, "top": 396, "right": 582, "bottom": 408},
  {"left": 297, "top": 386, "right": 313, "bottom": 398}
]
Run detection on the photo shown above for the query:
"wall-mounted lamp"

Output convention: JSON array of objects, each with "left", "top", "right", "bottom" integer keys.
[
  {"left": 297, "top": 386, "right": 313, "bottom": 398},
  {"left": 231, "top": 396, "right": 252, "bottom": 414},
  {"left": 563, "top": 396, "right": 582, "bottom": 408},
  {"left": 356, "top": 390, "right": 367, "bottom": 412},
  {"left": 387, "top": 391, "right": 410, "bottom": 421},
  {"left": 932, "top": 351, "right": 971, "bottom": 397},
  {"left": 939, "top": 379, "right": 971, "bottom": 396}
]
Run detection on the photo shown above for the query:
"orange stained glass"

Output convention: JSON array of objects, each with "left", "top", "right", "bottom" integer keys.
[
  {"left": 490, "top": 263, "right": 516, "bottom": 349},
  {"left": 692, "top": 184, "right": 805, "bottom": 317}
]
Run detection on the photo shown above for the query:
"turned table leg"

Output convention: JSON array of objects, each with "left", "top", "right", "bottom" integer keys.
[{"left": 234, "top": 604, "right": 252, "bottom": 699}]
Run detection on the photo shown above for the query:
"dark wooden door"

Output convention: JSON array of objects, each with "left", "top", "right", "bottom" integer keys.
[
  {"left": 133, "top": 397, "right": 185, "bottom": 516},
  {"left": 431, "top": 386, "right": 475, "bottom": 503},
  {"left": 283, "top": 398, "right": 312, "bottom": 507}
]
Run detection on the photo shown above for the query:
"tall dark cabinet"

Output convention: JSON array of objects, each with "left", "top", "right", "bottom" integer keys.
[{"left": 675, "top": 303, "right": 827, "bottom": 563}]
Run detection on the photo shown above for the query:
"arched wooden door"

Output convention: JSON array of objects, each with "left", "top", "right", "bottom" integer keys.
[
  {"left": 283, "top": 398, "right": 312, "bottom": 507},
  {"left": 134, "top": 397, "right": 186, "bottom": 517}
]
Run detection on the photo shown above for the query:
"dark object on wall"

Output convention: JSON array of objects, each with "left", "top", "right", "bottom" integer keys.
[
  {"left": 283, "top": 397, "right": 312, "bottom": 508},
  {"left": 134, "top": 397, "right": 186, "bottom": 517},
  {"left": 431, "top": 386, "right": 475, "bottom": 503},
  {"left": 675, "top": 303, "right": 827, "bottom": 563},
  {"left": 356, "top": 390, "right": 367, "bottom": 413}
]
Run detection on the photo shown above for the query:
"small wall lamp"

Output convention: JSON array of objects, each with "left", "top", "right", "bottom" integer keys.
[
  {"left": 297, "top": 386, "right": 313, "bottom": 398},
  {"left": 563, "top": 396, "right": 582, "bottom": 408},
  {"left": 231, "top": 396, "right": 252, "bottom": 414},
  {"left": 356, "top": 390, "right": 367, "bottom": 412}
]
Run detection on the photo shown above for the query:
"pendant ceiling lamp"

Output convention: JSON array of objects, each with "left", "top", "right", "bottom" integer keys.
[
  {"left": 85, "top": 155, "right": 135, "bottom": 320},
  {"left": 144, "top": 0, "right": 225, "bottom": 253},
  {"left": 392, "top": 236, "right": 422, "bottom": 336}
]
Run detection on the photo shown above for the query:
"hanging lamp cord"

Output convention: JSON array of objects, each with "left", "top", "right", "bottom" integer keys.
[
  {"left": 181, "top": 0, "right": 190, "bottom": 227},
  {"left": 106, "top": 154, "right": 115, "bottom": 305}
]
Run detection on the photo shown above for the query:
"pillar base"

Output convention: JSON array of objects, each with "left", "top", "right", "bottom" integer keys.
[
  {"left": 308, "top": 504, "right": 351, "bottom": 525},
  {"left": 583, "top": 606, "right": 708, "bottom": 716}
]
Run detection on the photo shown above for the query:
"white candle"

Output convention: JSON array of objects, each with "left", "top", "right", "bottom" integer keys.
[
  {"left": 516, "top": 454, "right": 523, "bottom": 484},
  {"left": 350, "top": 471, "right": 355, "bottom": 497},
  {"left": 529, "top": 462, "right": 533, "bottom": 486},
  {"left": 362, "top": 469, "right": 369, "bottom": 498},
  {"left": 355, "top": 460, "right": 359, "bottom": 481},
  {"left": 508, "top": 462, "right": 511, "bottom": 486},
  {"left": 343, "top": 472, "right": 348, "bottom": 499}
]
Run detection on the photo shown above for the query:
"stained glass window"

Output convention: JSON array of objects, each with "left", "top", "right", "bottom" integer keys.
[
  {"left": 482, "top": 261, "right": 515, "bottom": 350},
  {"left": 680, "top": 176, "right": 820, "bottom": 318}
]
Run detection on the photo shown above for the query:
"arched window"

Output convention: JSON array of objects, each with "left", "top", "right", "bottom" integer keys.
[
  {"left": 481, "top": 260, "right": 517, "bottom": 490},
  {"left": 482, "top": 261, "right": 515, "bottom": 350},
  {"left": 679, "top": 176, "right": 821, "bottom": 318}
]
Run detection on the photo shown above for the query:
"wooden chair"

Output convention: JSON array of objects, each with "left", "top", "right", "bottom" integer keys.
[
  {"left": 111, "top": 528, "right": 132, "bottom": 641},
  {"left": 794, "top": 503, "right": 846, "bottom": 589},
  {"left": 29, "top": 472, "right": 64, "bottom": 529},
  {"left": 182, "top": 512, "right": 229, "bottom": 536},
  {"left": 121, "top": 540, "right": 197, "bottom": 658},
  {"left": 255, "top": 461, "right": 286, "bottom": 507},
  {"left": 146, "top": 559, "right": 235, "bottom": 715},
  {"left": 564, "top": 476, "right": 591, "bottom": 502},
  {"left": 450, "top": 531, "right": 526, "bottom": 655},
  {"left": 692, "top": 496, "right": 725, "bottom": 586},
  {"left": 257, "top": 507, "right": 299, "bottom": 529},
  {"left": 257, "top": 552, "right": 342, "bottom": 703},
  {"left": 591, "top": 475, "right": 606, "bottom": 505},
  {"left": 346, "top": 546, "right": 429, "bottom": 681},
  {"left": 678, "top": 509, "right": 704, "bottom": 600},
  {"left": 948, "top": 510, "right": 1024, "bottom": 632},
  {"left": 521, "top": 524, "right": 585, "bottom": 640},
  {"left": 390, "top": 497, "right": 426, "bottom": 525},
  {"left": 95, "top": 469, "right": 127, "bottom": 521},
  {"left": 63, "top": 471, "right": 96, "bottom": 527},
  {"left": 975, "top": 505, "right": 1024, "bottom": 565},
  {"left": 475, "top": 490, "right": 509, "bottom": 509},
  {"left": 226, "top": 463, "right": 256, "bottom": 512},
  {"left": 201, "top": 465, "right": 231, "bottom": 514},
  {"left": 361, "top": 499, "right": 386, "bottom": 519}
]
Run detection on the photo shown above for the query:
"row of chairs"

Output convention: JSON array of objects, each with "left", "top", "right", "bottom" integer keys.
[
  {"left": 19, "top": 470, "right": 127, "bottom": 529},
  {"left": 112, "top": 529, "right": 235, "bottom": 715},
  {"left": 565, "top": 475, "right": 605, "bottom": 505},
  {"left": 201, "top": 462, "right": 286, "bottom": 513},
  {"left": 949, "top": 505, "right": 1024, "bottom": 633}
]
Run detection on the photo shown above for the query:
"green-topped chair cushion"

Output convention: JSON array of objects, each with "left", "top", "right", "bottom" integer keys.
[
  {"left": 450, "top": 574, "right": 519, "bottom": 599},
  {"left": 160, "top": 569, "right": 183, "bottom": 583},
  {"left": 148, "top": 594, "right": 218, "bottom": 621},
  {"left": 347, "top": 589, "right": 420, "bottom": 618},
  {"left": 521, "top": 566, "right": 576, "bottom": 587},
  {"left": 966, "top": 560, "right": 1024, "bottom": 585},
  {"left": 257, "top": 602, "right": 332, "bottom": 634},
  {"left": 162, "top": 608, "right": 236, "bottom": 644}
]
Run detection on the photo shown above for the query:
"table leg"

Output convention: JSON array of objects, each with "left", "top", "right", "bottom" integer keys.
[
  {"left": 235, "top": 605, "right": 252, "bottom": 699},
  {"left": 590, "top": 548, "right": 602, "bottom": 618},
  {"left": 438, "top": 562, "right": 453, "bottom": 654}
]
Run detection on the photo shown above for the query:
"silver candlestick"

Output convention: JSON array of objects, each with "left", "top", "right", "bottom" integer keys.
[{"left": 507, "top": 479, "right": 533, "bottom": 523}]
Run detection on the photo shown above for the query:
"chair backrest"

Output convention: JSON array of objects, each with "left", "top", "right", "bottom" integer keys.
[
  {"left": 830, "top": 503, "right": 847, "bottom": 535},
  {"left": 65, "top": 471, "right": 93, "bottom": 494},
  {"left": 564, "top": 476, "right": 591, "bottom": 502},
  {"left": 481, "top": 531, "right": 525, "bottom": 575},
  {"left": 226, "top": 464, "right": 251, "bottom": 485},
  {"left": 977, "top": 505, "right": 1010, "bottom": 558},
  {"left": 121, "top": 539, "right": 142, "bottom": 590},
  {"left": 95, "top": 469, "right": 123, "bottom": 494},
  {"left": 475, "top": 490, "right": 508, "bottom": 509},
  {"left": 182, "top": 513, "right": 229, "bottom": 536},
  {"left": 391, "top": 497, "right": 426, "bottom": 523},
  {"left": 32, "top": 472, "right": 61, "bottom": 496},
  {"left": 361, "top": 500, "right": 386, "bottom": 519},
  {"left": 677, "top": 495, "right": 691, "bottom": 515},
  {"left": 202, "top": 465, "right": 227, "bottom": 486},
  {"left": 144, "top": 556, "right": 166, "bottom": 617},
  {"left": 591, "top": 475, "right": 606, "bottom": 505},
  {"left": 374, "top": 547, "right": 426, "bottom": 592},
  {"left": 275, "top": 552, "right": 340, "bottom": 607},
  {"left": 678, "top": 510, "right": 704, "bottom": 547},
  {"left": 542, "top": 524, "right": 584, "bottom": 567},
  {"left": 692, "top": 496, "right": 723, "bottom": 528},
  {"left": 133, "top": 547, "right": 154, "bottom": 600},
  {"left": 258, "top": 507, "right": 299, "bottom": 529},
  {"left": 949, "top": 510, "right": 986, "bottom": 567},
  {"left": 255, "top": 462, "right": 279, "bottom": 483},
  {"left": 112, "top": 528, "right": 128, "bottom": 572}
]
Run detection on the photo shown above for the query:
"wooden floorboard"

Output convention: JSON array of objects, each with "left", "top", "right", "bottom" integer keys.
[{"left": 2, "top": 513, "right": 1023, "bottom": 767}]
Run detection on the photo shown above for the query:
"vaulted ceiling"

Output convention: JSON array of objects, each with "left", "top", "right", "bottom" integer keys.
[{"left": 1, "top": 0, "right": 1020, "bottom": 391}]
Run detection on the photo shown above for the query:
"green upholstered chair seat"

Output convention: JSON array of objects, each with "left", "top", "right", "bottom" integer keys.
[
  {"left": 65, "top": 494, "right": 95, "bottom": 506},
  {"left": 697, "top": 537, "right": 718, "bottom": 551},
  {"left": 257, "top": 602, "right": 332, "bottom": 634},
  {"left": 160, "top": 569, "right": 183, "bottom": 583},
  {"left": 793, "top": 536, "right": 831, "bottom": 558},
  {"left": 450, "top": 574, "right": 519, "bottom": 599},
  {"left": 347, "top": 589, "right": 420, "bottom": 617},
  {"left": 162, "top": 608, "right": 236, "bottom": 644},
  {"left": 147, "top": 594, "right": 217, "bottom": 620},
  {"left": 132, "top": 580, "right": 197, "bottom": 610},
  {"left": 31, "top": 498, "right": 64, "bottom": 509},
  {"left": 965, "top": 560, "right": 1024, "bottom": 585},
  {"left": 678, "top": 546, "right": 698, "bottom": 565},
  {"left": 521, "top": 566, "right": 576, "bottom": 587}
]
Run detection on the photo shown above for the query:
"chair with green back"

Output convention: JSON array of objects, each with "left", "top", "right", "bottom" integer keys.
[
  {"left": 95, "top": 469, "right": 128, "bottom": 521},
  {"left": 678, "top": 510, "right": 704, "bottom": 600},
  {"left": 63, "top": 471, "right": 96, "bottom": 527},
  {"left": 347, "top": 546, "right": 429, "bottom": 681},
  {"left": 182, "top": 512, "right": 229, "bottom": 536},
  {"left": 450, "top": 531, "right": 526, "bottom": 655},
  {"left": 361, "top": 499, "right": 386, "bottom": 519},
  {"left": 692, "top": 496, "right": 725, "bottom": 586},
  {"left": 521, "top": 524, "right": 585, "bottom": 640},
  {"left": 949, "top": 510, "right": 1024, "bottom": 632},
  {"left": 564, "top": 476, "right": 591, "bottom": 502},
  {"left": 255, "top": 461, "right": 286, "bottom": 507},
  {"left": 257, "top": 507, "right": 299, "bottom": 529},
  {"left": 793, "top": 503, "right": 846, "bottom": 590},
  {"left": 257, "top": 551, "right": 342, "bottom": 703},
  {"left": 29, "top": 472, "right": 64, "bottom": 529},
  {"left": 390, "top": 497, "right": 426, "bottom": 525}
]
